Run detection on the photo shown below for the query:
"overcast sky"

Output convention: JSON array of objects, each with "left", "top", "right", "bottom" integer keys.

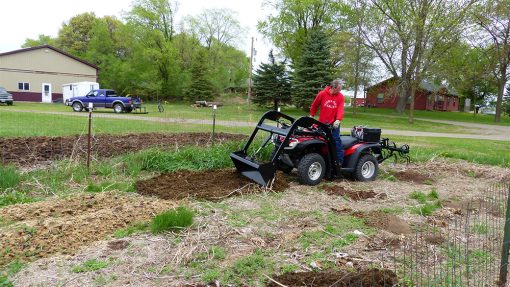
[{"left": 0, "top": 0, "right": 272, "bottom": 66}]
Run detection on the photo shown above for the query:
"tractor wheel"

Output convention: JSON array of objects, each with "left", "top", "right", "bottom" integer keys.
[
  {"left": 297, "top": 153, "right": 326, "bottom": 186},
  {"left": 72, "top": 102, "right": 83, "bottom": 112},
  {"left": 353, "top": 154, "right": 378, "bottom": 181},
  {"left": 113, "top": 103, "right": 124, "bottom": 113},
  {"left": 270, "top": 148, "right": 293, "bottom": 174}
]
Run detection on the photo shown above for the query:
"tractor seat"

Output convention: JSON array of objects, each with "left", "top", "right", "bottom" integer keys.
[{"left": 340, "top": 136, "right": 360, "bottom": 149}]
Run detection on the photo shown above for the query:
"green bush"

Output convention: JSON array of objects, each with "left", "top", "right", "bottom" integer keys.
[
  {"left": 151, "top": 207, "right": 194, "bottom": 234},
  {"left": 0, "top": 166, "right": 20, "bottom": 190}
]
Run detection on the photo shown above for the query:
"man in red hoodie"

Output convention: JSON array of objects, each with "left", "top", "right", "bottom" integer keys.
[{"left": 309, "top": 79, "right": 345, "bottom": 167}]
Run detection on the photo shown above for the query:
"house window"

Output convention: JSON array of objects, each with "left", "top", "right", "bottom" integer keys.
[
  {"left": 376, "top": 93, "right": 384, "bottom": 103},
  {"left": 18, "top": 82, "right": 30, "bottom": 91}
]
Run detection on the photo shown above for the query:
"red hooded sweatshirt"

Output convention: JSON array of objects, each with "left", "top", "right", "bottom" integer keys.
[{"left": 309, "top": 86, "right": 345, "bottom": 124}]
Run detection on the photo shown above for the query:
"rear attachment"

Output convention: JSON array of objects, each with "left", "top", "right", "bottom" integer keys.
[{"left": 379, "top": 138, "right": 410, "bottom": 164}]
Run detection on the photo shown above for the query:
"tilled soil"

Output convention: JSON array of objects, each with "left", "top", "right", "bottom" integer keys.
[
  {"left": 266, "top": 269, "right": 399, "bottom": 287},
  {"left": 393, "top": 170, "right": 434, "bottom": 184},
  {"left": 0, "top": 192, "right": 175, "bottom": 266},
  {"left": 323, "top": 185, "right": 387, "bottom": 201},
  {"left": 136, "top": 169, "right": 290, "bottom": 200},
  {"left": 353, "top": 211, "right": 412, "bottom": 235},
  {"left": 0, "top": 132, "right": 245, "bottom": 167}
]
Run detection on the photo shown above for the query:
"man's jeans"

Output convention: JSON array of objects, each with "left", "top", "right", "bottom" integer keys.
[{"left": 331, "top": 127, "right": 344, "bottom": 164}]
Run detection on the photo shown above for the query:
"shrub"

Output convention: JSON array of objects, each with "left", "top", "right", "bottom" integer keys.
[{"left": 151, "top": 207, "right": 194, "bottom": 234}]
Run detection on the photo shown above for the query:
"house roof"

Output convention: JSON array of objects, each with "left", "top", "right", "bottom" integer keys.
[
  {"left": 0, "top": 45, "right": 99, "bottom": 70},
  {"left": 367, "top": 77, "right": 459, "bottom": 97}
]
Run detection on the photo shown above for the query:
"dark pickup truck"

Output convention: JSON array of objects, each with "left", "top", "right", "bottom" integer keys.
[{"left": 65, "top": 89, "right": 139, "bottom": 113}]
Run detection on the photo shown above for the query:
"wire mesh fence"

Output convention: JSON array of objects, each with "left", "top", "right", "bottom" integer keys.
[{"left": 396, "top": 184, "right": 510, "bottom": 286}]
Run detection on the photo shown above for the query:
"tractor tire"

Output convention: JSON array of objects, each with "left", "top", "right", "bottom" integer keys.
[
  {"left": 72, "top": 102, "right": 83, "bottom": 112},
  {"left": 270, "top": 148, "right": 293, "bottom": 174},
  {"left": 297, "top": 153, "right": 326, "bottom": 186},
  {"left": 113, "top": 103, "right": 124, "bottom": 113},
  {"left": 353, "top": 154, "right": 378, "bottom": 181}
]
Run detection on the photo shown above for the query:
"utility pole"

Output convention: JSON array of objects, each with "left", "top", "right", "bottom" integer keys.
[{"left": 247, "top": 37, "right": 254, "bottom": 104}]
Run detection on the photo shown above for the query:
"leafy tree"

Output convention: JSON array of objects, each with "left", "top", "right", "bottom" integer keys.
[
  {"left": 336, "top": 0, "right": 375, "bottom": 116},
  {"left": 432, "top": 42, "right": 498, "bottom": 113},
  {"left": 184, "top": 50, "right": 218, "bottom": 102},
  {"left": 252, "top": 50, "right": 291, "bottom": 109},
  {"left": 84, "top": 16, "right": 129, "bottom": 92},
  {"left": 22, "top": 35, "right": 56, "bottom": 48},
  {"left": 292, "top": 29, "right": 333, "bottom": 110},
  {"left": 258, "top": 0, "right": 345, "bottom": 65},
  {"left": 360, "top": 0, "right": 476, "bottom": 121},
  {"left": 126, "top": 0, "right": 182, "bottom": 99},
  {"left": 57, "top": 12, "right": 98, "bottom": 57},
  {"left": 473, "top": 0, "right": 510, "bottom": 122}
]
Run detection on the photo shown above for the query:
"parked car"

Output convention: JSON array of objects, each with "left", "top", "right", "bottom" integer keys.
[
  {"left": 65, "top": 89, "right": 135, "bottom": 113},
  {"left": 0, "top": 87, "right": 13, "bottom": 105}
]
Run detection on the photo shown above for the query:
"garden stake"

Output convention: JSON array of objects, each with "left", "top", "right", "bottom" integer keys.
[
  {"left": 87, "top": 102, "right": 93, "bottom": 174},
  {"left": 212, "top": 105, "right": 217, "bottom": 145}
]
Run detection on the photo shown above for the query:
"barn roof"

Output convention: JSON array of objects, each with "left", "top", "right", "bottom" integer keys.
[{"left": 0, "top": 45, "right": 99, "bottom": 70}]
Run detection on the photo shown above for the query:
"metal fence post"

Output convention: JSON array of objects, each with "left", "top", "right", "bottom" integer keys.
[
  {"left": 212, "top": 105, "right": 217, "bottom": 145},
  {"left": 498, "top": 186, "right": 510, "bottom": 287}
]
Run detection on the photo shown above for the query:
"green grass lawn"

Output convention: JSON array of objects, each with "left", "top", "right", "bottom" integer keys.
[
  {"left": 352, "top": 106, "right": 510, "bottom": 125},
  {"left": 0, "top": 102, "right": 491, "bottom": 136},
  {"left": 388, "top": 135, "right": 510, "bottom": 167}
]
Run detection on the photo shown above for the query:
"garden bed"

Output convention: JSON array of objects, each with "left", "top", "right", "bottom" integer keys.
[{"left": 0, "top": 132, "right": 245, "bottom": 167}]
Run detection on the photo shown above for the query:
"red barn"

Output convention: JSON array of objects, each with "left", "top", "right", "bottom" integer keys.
[{"left": 364, "top": 78, "right": 460, "bottom": 111}]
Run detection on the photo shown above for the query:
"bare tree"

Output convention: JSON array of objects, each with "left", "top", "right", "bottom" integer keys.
[
  {"left": 473, "top": 0, "right": 510, "bottom": 122},
  {"left": 183, "top": 8, "right": 245, "bottom": 49}
]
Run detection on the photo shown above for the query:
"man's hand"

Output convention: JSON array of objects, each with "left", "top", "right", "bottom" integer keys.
[{"left": 333, "top": 120, "right": 341, "bottom": 129}]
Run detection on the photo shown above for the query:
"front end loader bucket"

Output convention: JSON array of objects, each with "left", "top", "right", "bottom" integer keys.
[
  {"left": 230, "top": 110, "right": 331, "bottom": 186},
  {"left": 230, "top": 151, "right": 276, "bottom": 187}
]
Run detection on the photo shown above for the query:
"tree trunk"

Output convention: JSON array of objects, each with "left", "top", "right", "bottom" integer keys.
[
  {"left": 396, "top": 78, "right": 410, "bottom": 113},
  {"left": 495, "top": 65, "right": 507, "bottom": 122},
  {"left": 409, "top": 84, "right": 416, "bottom": 124}
]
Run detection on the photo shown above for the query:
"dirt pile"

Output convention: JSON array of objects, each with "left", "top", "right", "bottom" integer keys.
[
  {"left": 0, "top": 132, "right": 245, "bottom": 166},
  {"left": 323, "top": 185, "right": 386, "bottom": 201},
  {"left": 0, "top": 192, "right": 174, "bottom": 267},
  {"left": 136, "top": 169, "right": 289, "bottom": 201},
  {"left": 354, "top": 211, "right": 412, "bottom": 235},
  {"left": 266, "top": 269, "right": 398, "bottom": 287},
  {"left": 393, "top": 170, "right": 434, "bottom": 184}
]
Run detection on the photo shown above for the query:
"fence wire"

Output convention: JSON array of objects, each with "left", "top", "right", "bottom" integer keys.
[{"left": 397, "top": 184, "right": 510, "bottom": 287}]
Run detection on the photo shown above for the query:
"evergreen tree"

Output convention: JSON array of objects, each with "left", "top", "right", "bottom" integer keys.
[
  {"left": 292, "top": 29, "right": 333, "bottom": 110},
  {"left": 184, "top": 50, "right": 218, "bottom": 102},
  {"left": 252, "top": 50, "right": 292, "bottom": 109}
]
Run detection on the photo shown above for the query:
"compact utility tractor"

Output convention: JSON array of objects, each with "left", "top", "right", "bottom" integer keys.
[{"left": 230, "top": 111, "right": 410, "bottom": 186}]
